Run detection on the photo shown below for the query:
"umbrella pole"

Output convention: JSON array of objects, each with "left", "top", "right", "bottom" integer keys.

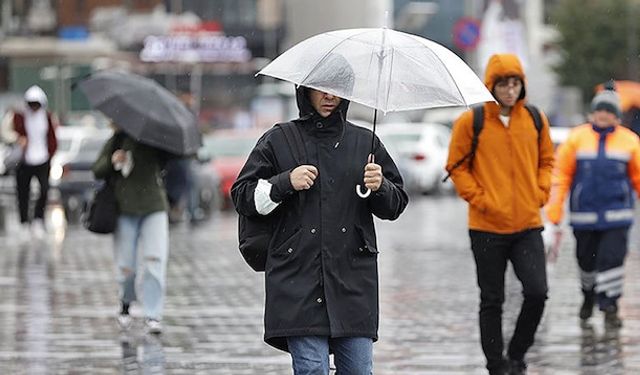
[
  {"left": 370, "top": 109, "right": 378, "bottom": 155},
  {"left": 356, "top": 109, "right": 378, "bottom": 199}
]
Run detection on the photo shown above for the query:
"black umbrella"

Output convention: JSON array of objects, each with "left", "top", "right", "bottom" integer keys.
[{"left": 76, "top": 71, "right": 201, "bottom": 156}]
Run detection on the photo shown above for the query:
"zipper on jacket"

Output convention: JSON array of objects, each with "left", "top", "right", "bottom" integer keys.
[
  {"left": 572, "top": 183, "right": 583, "bottom": 210},
  {"left": 596, "top": 133, "right": 607, "bottom": 201},
  {"left": 507, "top": 123, "right": 516, "bottom": 228}
]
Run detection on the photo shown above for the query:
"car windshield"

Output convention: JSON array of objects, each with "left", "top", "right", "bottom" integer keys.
[
  {"left": 203, "top": 136, "right": 257, "bottom": 158},
  {"left": 75, "top": 138, "right": 108, "bottom": 162}
]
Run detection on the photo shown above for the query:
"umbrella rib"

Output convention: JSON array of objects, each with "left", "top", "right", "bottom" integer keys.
[
  {"left": 423, "top": 47, "right": 468, "bottom": 107},
  {"left": 383, "top": 47, "right": 396, "bottom": 112},
  {"left": 298, "top": 29, "right": 373, "bottom": 86}
]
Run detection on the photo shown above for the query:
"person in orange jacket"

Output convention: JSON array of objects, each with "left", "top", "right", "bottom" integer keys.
[
  {"left": 446, "top": 53, "right": 555, "bottom": 375},
  {"left": 545, "top": 87, "right": 640, "bottom": 328}
]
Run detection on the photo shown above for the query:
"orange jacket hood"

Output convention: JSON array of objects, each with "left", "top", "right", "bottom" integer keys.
[{"left": 484, "top": 53, "right": 527, "bottom": 104}]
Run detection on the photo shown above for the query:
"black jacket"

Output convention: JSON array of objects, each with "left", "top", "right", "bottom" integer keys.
[{"left": 231, "top": 87, "right": 408, "bottom": 351}]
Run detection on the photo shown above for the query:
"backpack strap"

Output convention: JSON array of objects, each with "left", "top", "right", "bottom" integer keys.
[
  {"left": 524, "top": 104, "right": 543, "bottom": 141},
  {"left": 278, "top": 122, "right": 306, "bottom": 165},
  {"left": 469, "top": 105, "right": 484, "bottom": 171},
  {"left": 442, "top": 105, "right": 484, "bottom": 182},
  {"left": 276, "top": 122, "right": 307, "bottom": 213}
]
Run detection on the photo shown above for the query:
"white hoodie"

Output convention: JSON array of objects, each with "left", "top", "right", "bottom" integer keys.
[{"left": 23, "top": 85, "right": 50, "bottom": 165}]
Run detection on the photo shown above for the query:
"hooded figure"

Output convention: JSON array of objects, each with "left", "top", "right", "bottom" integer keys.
[
  {"left": 445, "top": 54, "right": 554, "bottom": 375},
  {"left": 5, "top": 85, "right": 58, "bottom": 239},
  {"left": 231, "top": 61, "right": 408, "bottom": 372}
]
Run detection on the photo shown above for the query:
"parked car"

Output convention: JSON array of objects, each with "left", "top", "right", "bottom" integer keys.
[
  {"left": 200, "top": 129, "right": 262, "bottom": 209},
  {"left": 54, "top": 131, "right": 113, "bottom": 222},
  {"left": 50, "top": 126, "right": 113, "bottom": 188},
  {"left": 376, "top": 122, "right": 453, "bottom": 195}
]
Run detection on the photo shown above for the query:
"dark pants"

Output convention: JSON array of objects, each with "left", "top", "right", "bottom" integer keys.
[
  {"left": 15, "top": 161, "right": 50, "bottom": 224},
  {"left": 574, "top": 228, "right": 628, "bottom": 310},
  {"left": 469, "top": 228, "right": 548, "bottom": 373}
]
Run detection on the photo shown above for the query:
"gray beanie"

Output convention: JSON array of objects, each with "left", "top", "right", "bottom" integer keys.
[{"left": 591, "top": 90, "right": 621, "bottom": 117}]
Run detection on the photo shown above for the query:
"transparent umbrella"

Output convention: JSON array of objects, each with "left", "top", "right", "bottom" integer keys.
[{"left": 257, "top": 27, "right": 494, "bottom": 197}]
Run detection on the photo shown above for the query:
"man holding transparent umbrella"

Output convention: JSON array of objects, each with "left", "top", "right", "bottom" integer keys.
[{"left": 232, "top": 55, "right": 408, "bottom": 373}]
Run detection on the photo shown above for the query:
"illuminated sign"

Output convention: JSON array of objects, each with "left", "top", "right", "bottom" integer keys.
[{"left": 140, "top": 34, "right": 252, "bottom": 63}]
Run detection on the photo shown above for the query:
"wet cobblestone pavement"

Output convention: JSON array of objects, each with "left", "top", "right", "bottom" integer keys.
[{"left": 0, "top": 195, "right": 638, "bottom": 374}]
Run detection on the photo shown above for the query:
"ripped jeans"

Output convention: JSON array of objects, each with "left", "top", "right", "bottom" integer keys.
[{"left": 114, "top": 211, "right": 169, "bottom": 320}]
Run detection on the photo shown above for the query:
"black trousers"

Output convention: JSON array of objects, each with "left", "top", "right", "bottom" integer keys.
[
  {"left": 574, "top": 227, "right": 628, "bottom": 310},
  {"left": 469, "top": 228, "right": 548, "bottom": 373},
  {"left": 15, "top": 161, "right": 50, "bottom": 224}
]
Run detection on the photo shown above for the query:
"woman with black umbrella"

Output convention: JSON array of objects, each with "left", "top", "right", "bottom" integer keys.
[{"left": 92, "top": 124, "right": 170, "bottom": 334}]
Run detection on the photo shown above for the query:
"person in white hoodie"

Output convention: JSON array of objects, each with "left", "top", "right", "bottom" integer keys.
[{"left": 2, "top": 86, "right": 58, "bottom": 238}]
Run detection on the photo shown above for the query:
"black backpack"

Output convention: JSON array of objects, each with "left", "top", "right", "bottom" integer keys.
[
  {"left": 237, "top": 122, "right": 306, "bottom": 272},
  {"left": 443, "top": 104, "right": 543, "bottom": 181}
]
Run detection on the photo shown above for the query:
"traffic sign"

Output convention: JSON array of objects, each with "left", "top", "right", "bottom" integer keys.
[{"left": 453, "top": 17, "right": 481, "bottom": 51}]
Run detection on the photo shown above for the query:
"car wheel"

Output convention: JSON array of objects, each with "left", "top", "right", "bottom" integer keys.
[
  {"left": 422, "top": 176, "right": 443, "bottom": 196},
  {"left": 64, "top": 196, "right": 83, "bottom": 224},
  {"left": 198, "top": 187, "right": 213, "bottom": 217}
]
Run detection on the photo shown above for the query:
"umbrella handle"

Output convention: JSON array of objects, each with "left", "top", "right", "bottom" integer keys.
[{"left": 356, "top": 184, "right": 371, "bottom": 198}]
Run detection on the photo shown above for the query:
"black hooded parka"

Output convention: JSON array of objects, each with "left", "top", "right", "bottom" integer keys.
[{"left": 231, "top": 86, "right": 409, "bottom": 351}]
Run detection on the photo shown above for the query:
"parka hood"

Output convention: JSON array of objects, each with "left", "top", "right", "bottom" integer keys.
[
  {"left": 294, "top": 85, "right": 350, "bottom": 128},
  {"left": 293, "top": 52, "right": 354, "bottom": 127},
  {"left": 24, "top": 85, "right": 48, "bottom": 107},
  {"left": 484, "top": 53, "right": 526, "bottom": 101}
]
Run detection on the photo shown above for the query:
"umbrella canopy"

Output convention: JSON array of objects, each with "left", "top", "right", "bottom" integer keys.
[
  {"left": 257, "top": 28, "right": 494, "bottom": 113},
  {"left": 77, "top": 71, "right": 201, "bottom": 156}
]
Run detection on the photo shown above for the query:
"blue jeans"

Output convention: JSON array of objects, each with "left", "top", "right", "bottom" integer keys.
[
  {"left": 114, "top": 211, "right": 168, "bottom": 320},
  {"left": 287, "top": 336, "right": 373, "bottom": 375}
]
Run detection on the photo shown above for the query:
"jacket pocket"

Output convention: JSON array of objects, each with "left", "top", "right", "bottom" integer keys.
[
  {"left": 354, "top": 225, "right": 378, "bottom": 255},
  {"left": 350, "top": 225, "right": 378, "bottom": 271},
  {"left": 270, "top": 227, "right": 302, "bottom": 258},
  {"left": 481, "top": 194, "right": 509, "bottom": 223}
]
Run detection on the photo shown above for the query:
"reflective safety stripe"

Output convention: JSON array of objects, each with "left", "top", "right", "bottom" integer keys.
[
  {"left": 581, "top": 270, "right": 597, "bottom": 290},
  {"left": 605, "top": 209, "right": 634, "bottom": 222},
  {"left": 597, "top": 267, "right": 624, "bottom": 283},
  {"left": 605, "top": 151, "right": 631, "bottom": 162},
  {"left": 570, "top": 212, "right": 598, "bottom": 224},
  {"left": 254, "top": 179, "right": 281, "bottom": 215},
  {"left": 576, "top": 151, "right": 598, "bottom": 160},
  {"left": 595, "top": 266, "right": 624, "bottom": 297},
  {"left": 595, "top": 278, "right": 623, "bottom": 293}
]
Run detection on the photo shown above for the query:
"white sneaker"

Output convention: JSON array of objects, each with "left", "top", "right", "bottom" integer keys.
[
  {"left": 17, "top": 223, "right": 30, "bottom": 244},
  {"left": 117, "top": 314, "right": 132, "bottom": 330},
  {"left": 145, "top": 319, "right": 162, "bottom": 334},
  {"left": 31, "top": 219, "right": 46, "bottom": 240}
]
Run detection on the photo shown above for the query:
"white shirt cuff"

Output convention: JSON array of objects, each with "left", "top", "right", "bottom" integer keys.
[{"left": 255, "top": 179, "right": 280, "bottom": 215}]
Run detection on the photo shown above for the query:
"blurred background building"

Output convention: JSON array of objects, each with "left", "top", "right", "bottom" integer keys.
[{"left": 0, "top": 0, "right": 605, "bottom": 131}]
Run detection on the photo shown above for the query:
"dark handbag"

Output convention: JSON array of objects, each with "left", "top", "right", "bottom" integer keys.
[
  {"left": 83, "top": 180, "right": 118, "bottom": 234},
  {"left": 237, "top": 122, "right": 306, "bottom": 272},
  {"left": 82, "top": 134, "right": 125, "bottom": 234}
]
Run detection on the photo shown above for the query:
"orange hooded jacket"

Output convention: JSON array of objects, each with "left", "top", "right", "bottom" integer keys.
[{"left": 446, "top": 54, "right": 555, "bottom": 234}]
